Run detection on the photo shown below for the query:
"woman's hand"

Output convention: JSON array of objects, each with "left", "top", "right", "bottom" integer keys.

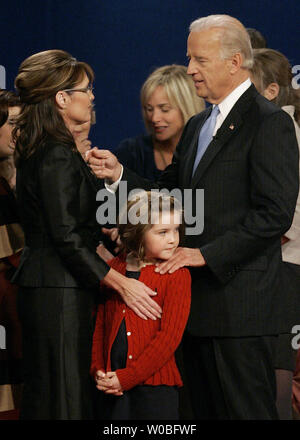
[
  {"left": 86, "top": 148, "right": 122, "bottom": 183},
  {"left": 102, "top": 268, "right": 162, "bottom": 320},
  {"left": 120, "top": 277, "right": 162, "bottom": 320}
]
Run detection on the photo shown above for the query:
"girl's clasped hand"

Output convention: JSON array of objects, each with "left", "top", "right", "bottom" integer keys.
[{"left": 95, "top": 370, "right": 123, "bottom": 396}]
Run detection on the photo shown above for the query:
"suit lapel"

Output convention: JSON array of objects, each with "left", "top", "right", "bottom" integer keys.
[
  {"left": 191, "top": 112, "right": 243, "bottom": 187},
  {"left": 182, "top": 109, "right": 211, "bottom": 188},
  {"left": 191, "top": 84, "right": 258, "bottom": 188}
]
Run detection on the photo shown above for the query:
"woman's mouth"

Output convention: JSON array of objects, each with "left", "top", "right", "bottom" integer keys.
[{"left": 154, "top": 126, "right": 168, "bottom": 133}]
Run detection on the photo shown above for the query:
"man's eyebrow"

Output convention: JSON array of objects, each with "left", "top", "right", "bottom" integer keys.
[{"left": 186, "top": 53, "right": 206, "bottom": 60}]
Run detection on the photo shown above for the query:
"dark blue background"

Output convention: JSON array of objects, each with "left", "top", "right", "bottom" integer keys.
[{"left": 1, "top": 0, "right": 299, "bottom": 150}]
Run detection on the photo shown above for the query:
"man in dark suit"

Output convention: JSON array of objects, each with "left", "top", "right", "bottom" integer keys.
[{"left": 88, "top": 14, "right": 299, "bottom": 419}]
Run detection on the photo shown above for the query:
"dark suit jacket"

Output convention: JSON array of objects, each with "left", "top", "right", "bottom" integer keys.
[
  {"left": 122, "top": 85, "right": 299, "bottom": 337},
  {"left": 13, "top": 139, "right": 109, "bottom": 289}
]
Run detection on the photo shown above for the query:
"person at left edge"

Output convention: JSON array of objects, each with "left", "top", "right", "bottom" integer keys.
[
  {"left": 0, "top": 90, "right": 23, "bottom": 414},
  {"left": 12, "top": 50, "right": 161, "bottom": 420}
]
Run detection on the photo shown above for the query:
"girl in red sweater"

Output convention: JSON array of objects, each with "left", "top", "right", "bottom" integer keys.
[{"left": 91, "top": 191, "right": 191, "bottom": 420}]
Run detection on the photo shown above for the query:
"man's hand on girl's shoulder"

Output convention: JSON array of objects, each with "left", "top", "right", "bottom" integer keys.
[{"left": 155, "top": 247, "right": 206, "bottom": 274}]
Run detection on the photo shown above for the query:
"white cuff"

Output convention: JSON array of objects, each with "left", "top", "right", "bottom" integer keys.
[{"left": 104, "top": 165, "right": 124, "bottom": 193}]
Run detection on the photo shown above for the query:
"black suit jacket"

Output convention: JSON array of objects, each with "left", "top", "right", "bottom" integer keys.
[
  {"left": 13, "top": 140, "right": 109, "bottom": 289},
  {"left": 122, "top": 85, "right": 299, "bottom": 337}
]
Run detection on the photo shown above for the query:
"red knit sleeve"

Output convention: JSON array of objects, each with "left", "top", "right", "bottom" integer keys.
[
  {"left": 116, "top": 268, "right": 191, "bottom": 390},
  {"left": 92, "top": 255, "right": 125, "bottom": 378},
  {"left": 90, "top": 302, "right": 105, "bottom": 378}
]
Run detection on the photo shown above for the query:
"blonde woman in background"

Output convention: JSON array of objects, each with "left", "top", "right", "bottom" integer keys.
[{"left": 114, "top": 64, "right": 205, "bottom": 181}]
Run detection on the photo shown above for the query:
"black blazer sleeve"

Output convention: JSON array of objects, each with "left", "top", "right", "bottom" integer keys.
[{"left": 38, "top": 144, "right": 110, "bottom": 286}]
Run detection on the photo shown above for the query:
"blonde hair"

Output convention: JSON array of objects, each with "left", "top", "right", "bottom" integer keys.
[
  {"left": 190, "top": 14, "right": 253, "bottom": 69},
  {"left": 250, "top": 48, "right": 300, "bottom": 124},
  {"left": 118, "top": 191, "right": 184, "bottom": 261},
  {"left": 141, "top": 64, "right": 205, "bottom": 132}
]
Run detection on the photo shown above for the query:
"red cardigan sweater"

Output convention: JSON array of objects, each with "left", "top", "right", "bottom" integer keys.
[{"left": 91, "top": 255, "right": 191, "bottom": 391}]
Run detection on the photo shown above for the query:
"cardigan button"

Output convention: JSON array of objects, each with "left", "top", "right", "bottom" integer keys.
[
  {"left": 122, "top": 309, "right": 126, "bottom": 313},
  {"left": 127, "top": 331, "right": 131, "bottom": 336},
  {"left": 128, "top": 355, "right": 133, "bottom": 359}
]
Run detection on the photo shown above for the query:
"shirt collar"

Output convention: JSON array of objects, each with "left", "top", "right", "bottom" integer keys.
[
  {"left": 217, "top": 78, "right": 252, "bottom": 120},
  {"left": 282, "top": 105, "right": 295, "bottom": 118}
]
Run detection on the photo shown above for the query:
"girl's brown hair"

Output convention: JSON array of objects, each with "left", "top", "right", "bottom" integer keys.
[
  {"left": 13, "top": 49, "right": 94, "bottom": 166},
  {"left": 251, "top": 48, "right": 300, "bottom": 124},
  {"left": 117, "top": 191, "right": 184, "bottom": 261}
]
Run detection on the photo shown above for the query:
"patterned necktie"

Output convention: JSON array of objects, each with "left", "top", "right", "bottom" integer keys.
[{"left": 192, "top": 105, "right": 220, "bottom": 176}]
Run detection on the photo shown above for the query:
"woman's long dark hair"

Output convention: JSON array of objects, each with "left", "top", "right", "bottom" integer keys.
[{"left": 13, "top": 50, "right": 94, "bottom": 167}]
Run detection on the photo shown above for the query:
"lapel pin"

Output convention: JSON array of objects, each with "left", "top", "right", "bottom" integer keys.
[{"left": 229, "top": 124, "right": 235, "bottom": 130}]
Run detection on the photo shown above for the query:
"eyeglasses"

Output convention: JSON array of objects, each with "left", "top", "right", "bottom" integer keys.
[{"left": 62, "top": 85, "right": 94, "bottom": 95}]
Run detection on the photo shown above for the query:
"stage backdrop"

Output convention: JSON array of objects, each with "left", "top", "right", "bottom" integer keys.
[{"left": 1, "top": 0, "right": 299, "bottom": 149}]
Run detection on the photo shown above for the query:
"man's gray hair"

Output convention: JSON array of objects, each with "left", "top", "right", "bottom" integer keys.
[{"left": 189, "top": 14, "right": 253, "bottom": 69}]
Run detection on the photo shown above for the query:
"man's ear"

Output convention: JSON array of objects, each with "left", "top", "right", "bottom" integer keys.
[
  {"left": 55, "top": 91, "right": 68, "bottom": 109},
  {"left": 229, "top": 52, "right": 243, "bottom": 74},
  {"left": 263, "top": 82, "right": 280, "bottom": 101}
]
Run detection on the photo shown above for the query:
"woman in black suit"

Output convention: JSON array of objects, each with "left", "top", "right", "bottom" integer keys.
[{"left": 13, "top": 50, "right": 161, "bottom": 420}]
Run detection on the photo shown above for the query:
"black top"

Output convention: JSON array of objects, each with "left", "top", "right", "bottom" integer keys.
[
  {"left": 114, "top": 135, "right": 164, "bottom": 182},
  {"left": 0, "top": 177, "right": 19, "bottom": 226},
  {"left": 110, "top": 270, "right": 140, "bottom": 370}
]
